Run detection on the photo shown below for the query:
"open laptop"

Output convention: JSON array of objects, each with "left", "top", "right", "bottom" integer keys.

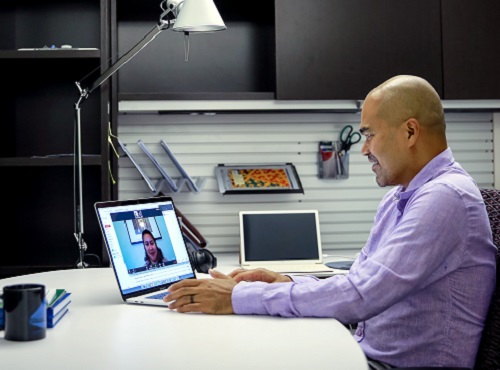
[
  {"left": 95, "top": 196, "right": 196, "bottom": 306},
  {"left": 239, "top": 210, "right": 342, "bottom": 278}
]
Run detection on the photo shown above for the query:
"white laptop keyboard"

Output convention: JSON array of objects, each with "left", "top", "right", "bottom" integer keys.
[{"left": 245, "top": 264, "right": 334, "bottom": 273}]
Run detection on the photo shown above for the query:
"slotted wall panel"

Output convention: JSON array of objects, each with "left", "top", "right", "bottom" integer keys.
[{"left": 117, "top": 111, "right": 494, "bottom": 255}]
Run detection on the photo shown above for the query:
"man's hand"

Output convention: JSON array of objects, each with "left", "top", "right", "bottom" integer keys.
[
  {"left": 228, "top": 268, "right": 293, "bottom": 284},
  {"left": 165, "top": 270, "right": 237, "bottom": 314}
]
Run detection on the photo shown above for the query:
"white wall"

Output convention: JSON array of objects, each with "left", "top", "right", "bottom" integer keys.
[{"left": 117, "top": 111, "right": 494, "bottom": 256}]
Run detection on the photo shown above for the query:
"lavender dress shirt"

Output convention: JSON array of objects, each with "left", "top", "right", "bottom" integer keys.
[{"left": 232, "top": 148, "right": 496, "bottom": 368}]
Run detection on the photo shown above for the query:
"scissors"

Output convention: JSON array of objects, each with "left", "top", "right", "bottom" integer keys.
[{"left": 339, "top": 125, "right": 361, "bottom": 152}]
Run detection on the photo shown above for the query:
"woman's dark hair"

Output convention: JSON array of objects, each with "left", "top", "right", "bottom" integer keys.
[
  {"left": 142, "top": 229, "right": 155, "bottom": 243},
  {"left": 142, "top": 229, "right": 165, "bottom": 264}
]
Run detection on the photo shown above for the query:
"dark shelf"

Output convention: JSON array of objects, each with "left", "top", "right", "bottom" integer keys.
[
  {"left": 0, "top": 155, "right": 102, "bottom": 167},
  {"left": 0, "top": 49, "right": 101, "bottom": 59},
  {"left": 119, "top": 92, "right": 275, "bottom": 101}
]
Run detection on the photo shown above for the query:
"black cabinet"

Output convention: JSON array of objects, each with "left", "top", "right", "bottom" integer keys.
[
  {"left": 112, "top": 0, "right": 499, "bottom": 102},
  {"left": 441, "top": 0, "right": 500, "bottom": 99},
  {"left": 275, "top": 0, "right": 443, "bottom": 100},
  {"left": 0, "top": 0, "right": 112, "bottom": 278},
  {"left": 114, "top": 0, "right": 276, "bottom": 101}
]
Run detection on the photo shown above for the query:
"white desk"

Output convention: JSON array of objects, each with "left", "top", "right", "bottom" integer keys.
[{"left": 0, "top": 253, "right": 367, "bottom": 370}]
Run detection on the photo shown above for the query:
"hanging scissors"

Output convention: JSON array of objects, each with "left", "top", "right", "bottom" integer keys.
[{"left": 339, "top": 125, "right": 361, "bottom": 152}]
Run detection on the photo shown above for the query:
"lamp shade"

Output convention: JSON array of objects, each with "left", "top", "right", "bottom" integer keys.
[{"left": 173, "top": 0, "right": 226, "bottom": 32}]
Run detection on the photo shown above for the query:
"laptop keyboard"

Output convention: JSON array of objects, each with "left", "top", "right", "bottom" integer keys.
[
  {"left": 146, "top": 291, "right": 170, "bottom": 300},
  {"left": 248, "top": 264, "right": 334, "bottom": 273}
]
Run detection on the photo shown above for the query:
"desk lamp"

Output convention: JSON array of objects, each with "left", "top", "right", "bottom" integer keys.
[{"left": 73, "top": 0, "right": 226, "bottom": 268}]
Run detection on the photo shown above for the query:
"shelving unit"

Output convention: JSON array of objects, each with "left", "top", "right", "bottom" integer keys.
[{"left": 0, "top": 0, "right": 112, "bottom": 278}]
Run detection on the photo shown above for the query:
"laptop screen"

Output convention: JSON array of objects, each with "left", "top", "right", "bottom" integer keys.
[
  {"left": 95, "top": 196, "right": 195, "bottom": 297},
  {"left": 240, "top": 210, "right": 322, "bottom": 262}
]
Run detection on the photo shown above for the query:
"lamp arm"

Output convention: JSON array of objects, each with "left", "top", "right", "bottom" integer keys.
[
  {"left": 70, "top": 0, "right": 225, "bottom": 268},
  {"left": 72, "top": 17, "right": 171, "bottom": 268},
  {"left": 76, "top": 22, "right": 169, "bottom": 105},
  {"left": 91, "top": 24, "right": 169, "bottom": 94}
]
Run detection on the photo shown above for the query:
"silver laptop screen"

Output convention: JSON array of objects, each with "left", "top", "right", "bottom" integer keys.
[{"left": 240, "top": 210, "right": 322, "bottom": 262}]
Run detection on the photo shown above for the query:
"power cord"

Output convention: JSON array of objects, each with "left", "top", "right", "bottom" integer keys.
[
  {"left": 74, "top": 253, "right": 102, "bottom": 268},
  {"left": 322, "top": 253, "right": 360, "bottom": 260},
  {"left": 322, "top": 253, "right": 360, "bottom": 270}
]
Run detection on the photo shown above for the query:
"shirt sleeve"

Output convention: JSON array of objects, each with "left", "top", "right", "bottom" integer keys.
[{"left": 232, "top": 183, "right": 468, "bottom": 322}]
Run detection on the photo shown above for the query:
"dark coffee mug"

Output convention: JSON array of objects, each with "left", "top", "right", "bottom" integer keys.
[{"left": 2, "top": 284, "right": 46, "bottom": 341}]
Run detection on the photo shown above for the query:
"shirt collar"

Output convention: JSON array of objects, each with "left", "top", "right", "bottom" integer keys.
[{"left": 394, "top": 147, "right": 454, "bottom": 205}]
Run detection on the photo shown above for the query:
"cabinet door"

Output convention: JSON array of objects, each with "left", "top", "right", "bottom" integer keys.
[
  {"left": 275, "top": 0, "right": 442, "bottom": 100},
  {"left": 115, "top": 0, "right": 275, "bottom": 100},
  {"left": 441, "top": 0, "right": 500, "bottom": 99}
]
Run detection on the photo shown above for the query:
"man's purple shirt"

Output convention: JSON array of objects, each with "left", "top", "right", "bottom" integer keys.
[{"left": 232, "top": 148, "right": 496, "bottom": 368}]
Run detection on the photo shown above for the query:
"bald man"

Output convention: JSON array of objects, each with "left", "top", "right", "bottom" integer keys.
[{"left": 165, "top": 75, "right": 496, "bottom": 369}]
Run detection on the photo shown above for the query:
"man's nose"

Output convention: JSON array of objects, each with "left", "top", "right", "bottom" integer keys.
[{"left": 361, "top": 141, "right": 370, "bottom": 156}]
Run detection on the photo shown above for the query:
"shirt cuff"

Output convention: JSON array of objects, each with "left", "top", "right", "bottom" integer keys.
[
  {"left": 232, "top": 281, "right": 268, "bottom": 315},
  {"left": 231, "top": 275, "right": 319, "bottom": 315}
]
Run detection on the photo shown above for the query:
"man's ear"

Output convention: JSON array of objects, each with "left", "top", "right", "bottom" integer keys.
[{"left": 406, "top": 118, "right": 419, "bottom": 145}]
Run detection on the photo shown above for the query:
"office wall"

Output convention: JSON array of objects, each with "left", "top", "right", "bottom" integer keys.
[{"left": 117, "top": 111, "right": 494, "bottom": 256}]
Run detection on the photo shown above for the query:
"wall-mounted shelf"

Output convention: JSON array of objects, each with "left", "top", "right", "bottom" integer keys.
[
  {"left": 0, "top": 49, "right": 100, "bottom": 59},
  {"left": 0, "top": 155, "right": 102, "bottom": 167}
]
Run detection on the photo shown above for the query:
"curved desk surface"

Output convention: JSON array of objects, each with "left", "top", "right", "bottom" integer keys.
[{"left": 0, "top": 254, "right": 367, "bottom": 370}]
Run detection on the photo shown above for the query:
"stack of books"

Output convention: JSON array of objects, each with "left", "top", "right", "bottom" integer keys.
[{"left": 46, "top": 288, "right": 71, "bottom": 328}]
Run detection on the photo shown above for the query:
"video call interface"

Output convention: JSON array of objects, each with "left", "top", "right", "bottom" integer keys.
[
  {"left": 113, "top": 208, "right": 177, "bottom": 274},
  {"left": 98, "top": 201, "right": 195, "bottom": 295}
]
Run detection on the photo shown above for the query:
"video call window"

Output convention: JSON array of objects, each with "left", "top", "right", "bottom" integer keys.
[{"left": 110, "top": 208, "right": 177, "bottom": 274}]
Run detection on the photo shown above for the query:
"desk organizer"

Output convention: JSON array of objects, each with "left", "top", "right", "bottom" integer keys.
[
  {"left": 318, "top": 141, "right": 349, "bottom": 179},
  {"left": 118, "top": 139, "right": 205, "bottom": 194}
]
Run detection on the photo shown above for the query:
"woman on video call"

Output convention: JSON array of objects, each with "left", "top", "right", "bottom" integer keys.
[{"left": 142, "top": 229, "right": 170, "bottom": 267}]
